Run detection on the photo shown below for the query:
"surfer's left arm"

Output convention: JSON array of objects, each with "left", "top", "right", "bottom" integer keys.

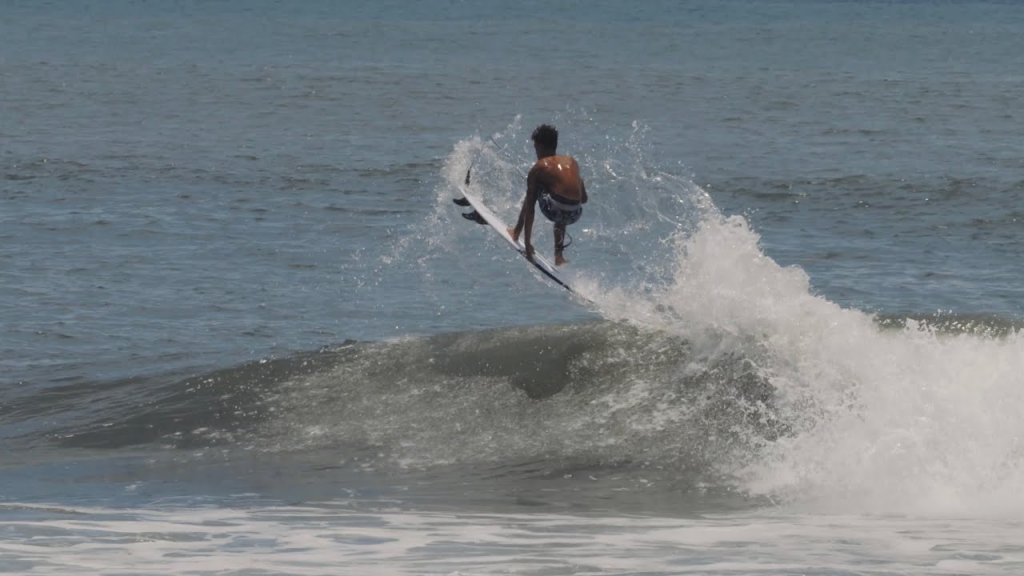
[{"left": 581, "top": 179, "right": 588, "bottom": 204}]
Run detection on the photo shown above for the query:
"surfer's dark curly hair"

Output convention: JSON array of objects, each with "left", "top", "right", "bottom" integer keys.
[{"left": 531, "top": 124, "right": 558, "bottom": 150}]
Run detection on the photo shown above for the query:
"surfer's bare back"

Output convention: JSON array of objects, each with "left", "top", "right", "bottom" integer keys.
[{"left": 508, "top": 124, "right": 588, "bottom": 266}]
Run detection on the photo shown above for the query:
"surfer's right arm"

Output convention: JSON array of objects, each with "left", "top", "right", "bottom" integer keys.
[{"left": 511, "top": 164, "right": 541, "bottom": 258}]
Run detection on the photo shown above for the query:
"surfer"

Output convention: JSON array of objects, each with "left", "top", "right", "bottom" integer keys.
[{"left": 508, "top": 124, "right": 588, "bottom": 266}]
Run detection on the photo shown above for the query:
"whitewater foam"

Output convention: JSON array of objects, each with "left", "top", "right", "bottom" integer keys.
[{"left": 586, "top": 188, "right": 1024, "bottom": 517}]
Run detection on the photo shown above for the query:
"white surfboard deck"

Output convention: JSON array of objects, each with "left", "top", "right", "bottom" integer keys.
[{"left": 456, "top": 183, "right": 575, "bottom": 293}]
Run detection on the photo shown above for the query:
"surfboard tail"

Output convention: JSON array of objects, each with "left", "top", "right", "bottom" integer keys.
[{"left": 461, "top": 211, "right": 487, "bottom": 225}]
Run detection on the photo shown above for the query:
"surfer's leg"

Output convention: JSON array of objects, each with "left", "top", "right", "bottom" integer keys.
[{"left": 554, "top": 222, "right": 568, "bottom": 266}]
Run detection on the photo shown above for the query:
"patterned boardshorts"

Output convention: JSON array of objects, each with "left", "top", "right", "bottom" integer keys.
[{"left": 538, "top": 193, "right": 582, "bottom": 226}]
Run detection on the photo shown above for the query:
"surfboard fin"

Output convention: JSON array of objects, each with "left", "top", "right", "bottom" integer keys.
[
  {"left": 461, "top": 210, "right": 487, "bottom": 225},
  {"left": 452, "top": 197, "right": 471, "bottom": 207}
]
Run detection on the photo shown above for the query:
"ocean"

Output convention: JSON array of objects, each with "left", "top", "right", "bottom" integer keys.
[{"left": 3, "top": 0, "right": 1024, "bottom": 574}]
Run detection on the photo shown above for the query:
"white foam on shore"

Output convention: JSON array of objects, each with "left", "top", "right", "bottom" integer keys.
[{"left": 2, "top": 502, "right": 1023, "bottom": 575}]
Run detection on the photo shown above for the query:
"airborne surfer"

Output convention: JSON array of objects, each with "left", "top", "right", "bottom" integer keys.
[{"left": 508, "top": 124, "right": 588, "bottom": 266}]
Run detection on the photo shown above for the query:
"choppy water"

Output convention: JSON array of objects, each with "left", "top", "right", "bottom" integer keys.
[{"left": 3, "top": 1, "right": 1024, "bottom": 574}]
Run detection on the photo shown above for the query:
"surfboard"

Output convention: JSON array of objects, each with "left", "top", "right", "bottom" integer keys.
[{"left": 455, "top": 183, "right": 574, "bottom": 293}]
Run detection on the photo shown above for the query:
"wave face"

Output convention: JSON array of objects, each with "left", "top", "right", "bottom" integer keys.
[
  {"left": 11, "top": 308, "right": 1024, "bottom": 516},
  {"left": 9, "top": 323, "right": 777, "bottom": 494}
]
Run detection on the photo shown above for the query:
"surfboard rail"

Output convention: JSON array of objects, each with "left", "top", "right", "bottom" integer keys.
[{"left": 455, "top": 184, "right": 574, "bottom": 293}]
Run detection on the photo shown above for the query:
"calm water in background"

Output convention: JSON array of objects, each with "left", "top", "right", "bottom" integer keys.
[{"left": 3, "top": 1, "right": 1024, "bottom": 574}]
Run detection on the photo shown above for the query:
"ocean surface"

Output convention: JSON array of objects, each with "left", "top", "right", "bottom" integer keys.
[{"left": 3, "top": 0, "right": 1024, "bottom": 574}]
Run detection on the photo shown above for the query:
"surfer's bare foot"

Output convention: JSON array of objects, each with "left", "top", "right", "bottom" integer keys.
[
  {"left": 555, "top": 254, "right": 568, "bottom": 266},
  {"left": 508, "top": 227, "right": 519, "bottom": 242}
]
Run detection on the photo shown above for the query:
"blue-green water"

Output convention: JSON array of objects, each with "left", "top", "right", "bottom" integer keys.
[{"left": 3, "top": 1, "right": 1024, "bottom": 573}]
